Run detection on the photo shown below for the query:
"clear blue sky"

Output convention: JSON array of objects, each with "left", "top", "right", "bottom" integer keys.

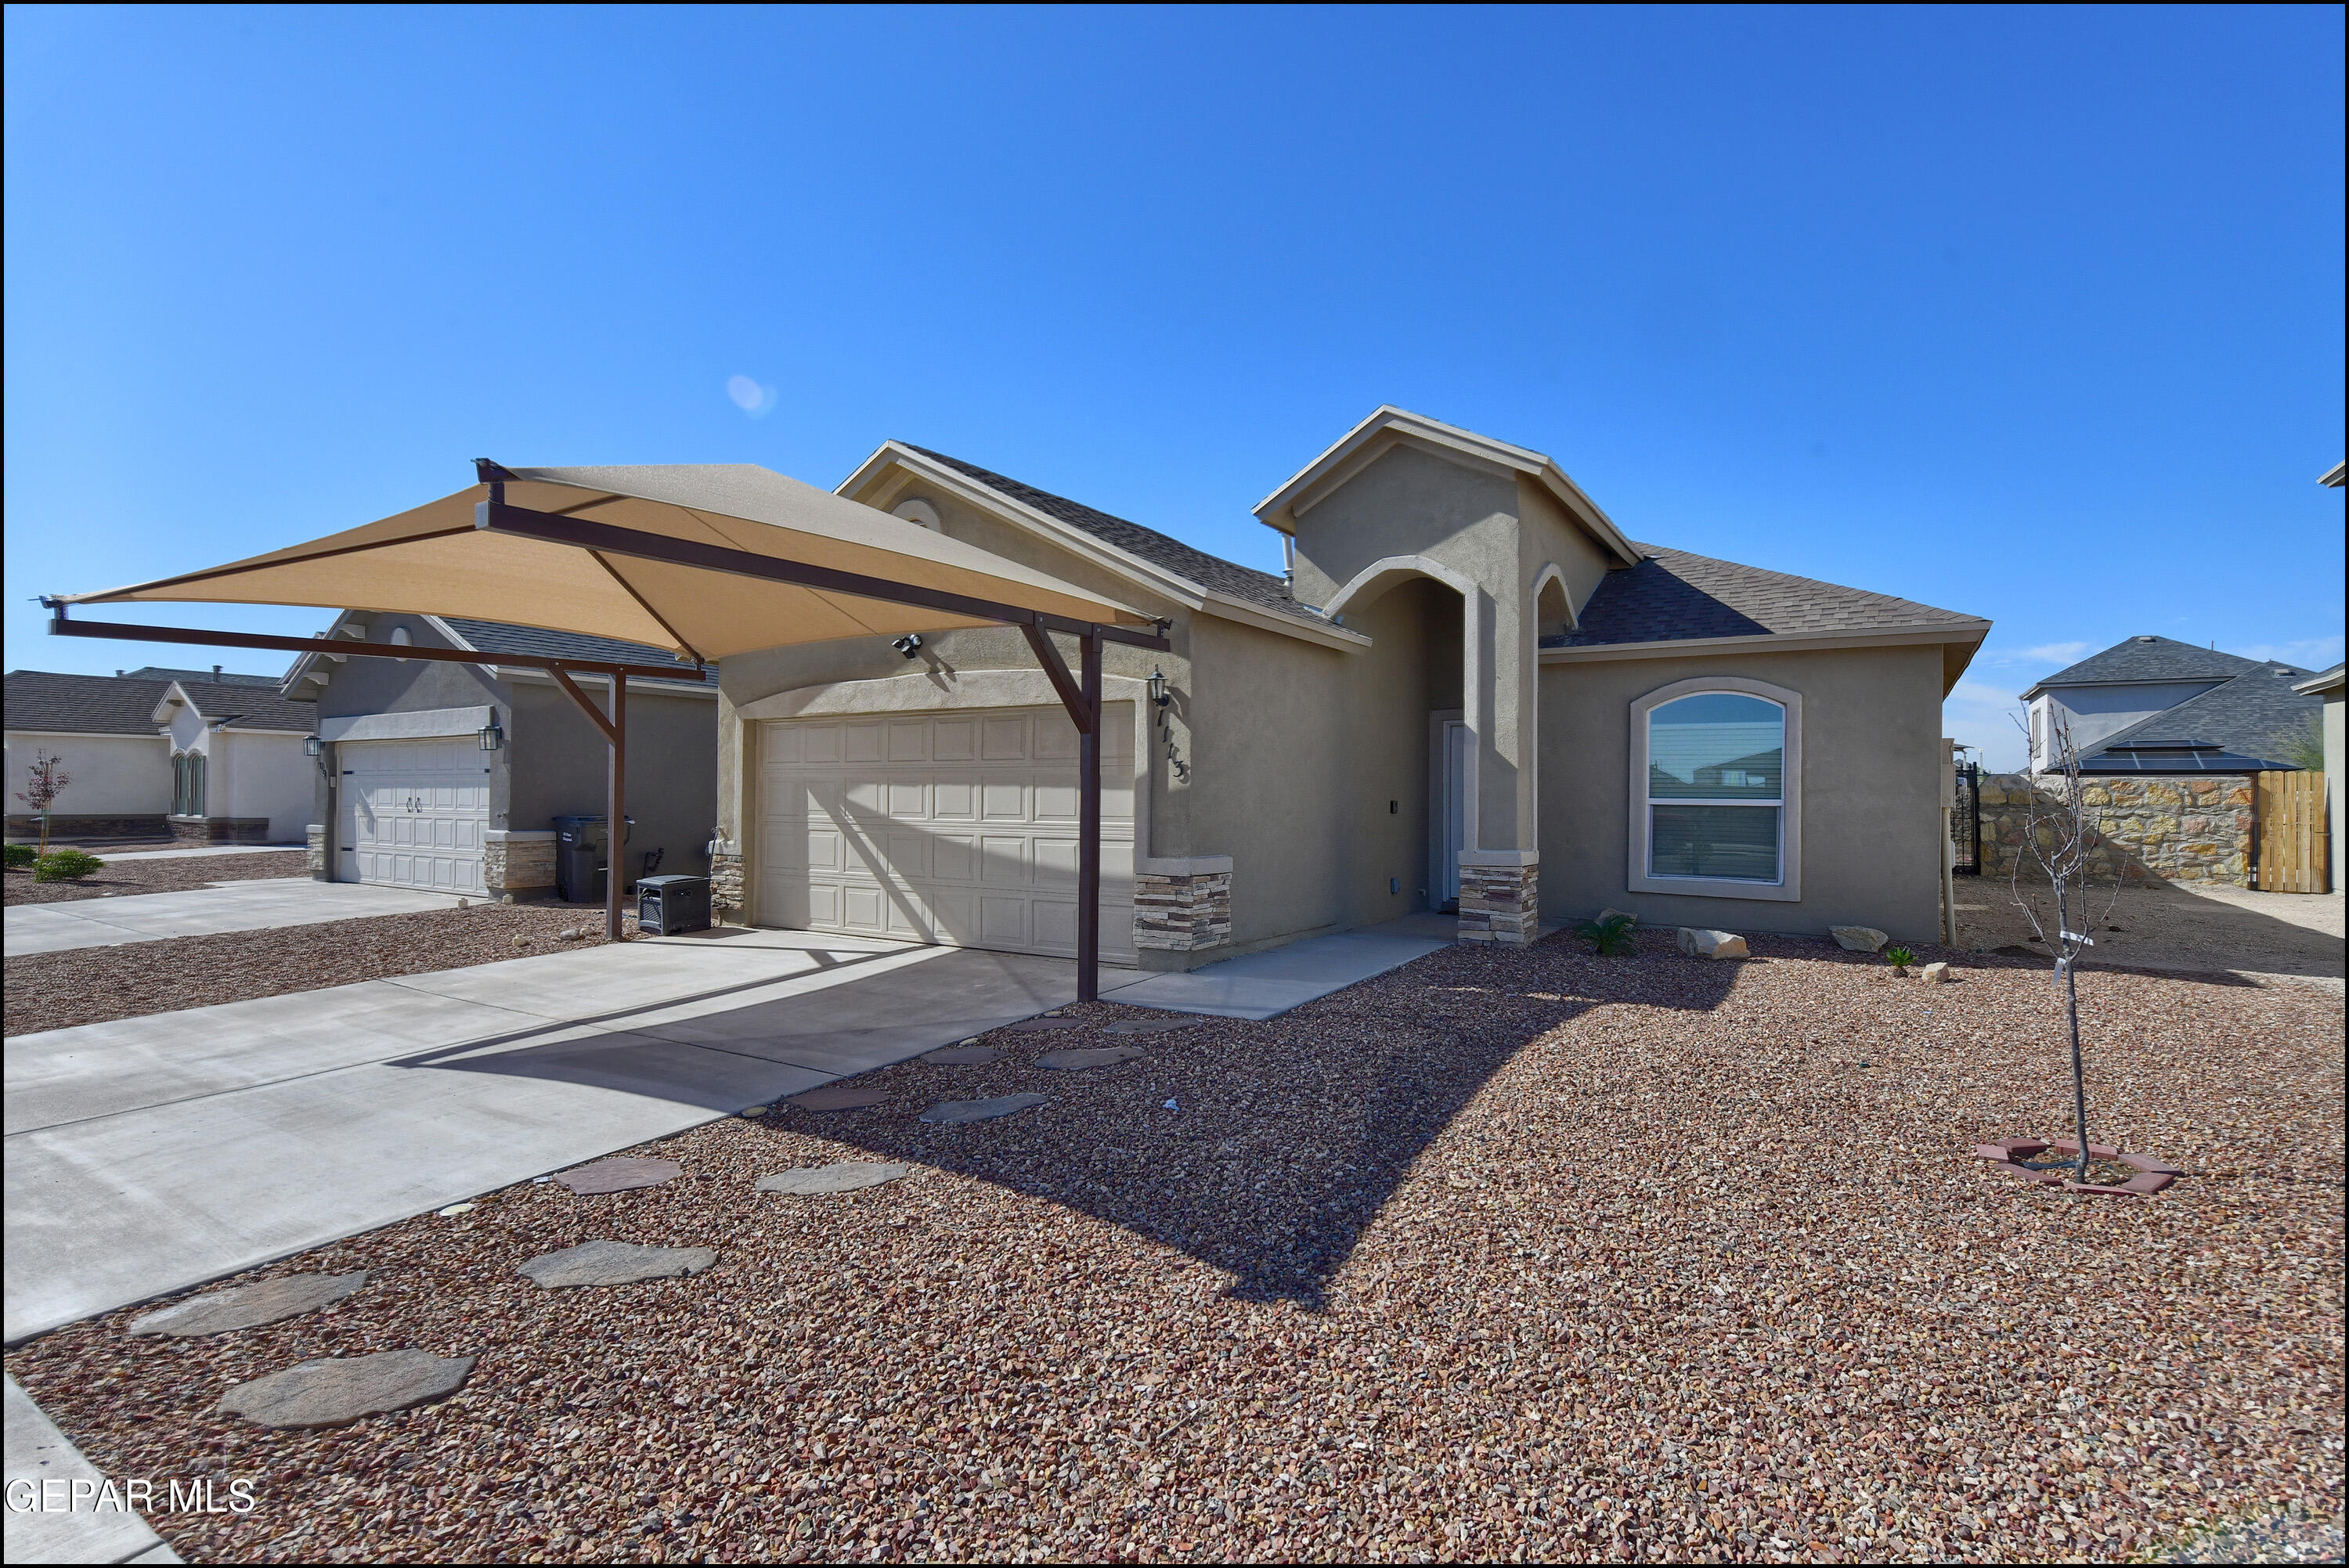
[{"left": 6, "top": 5, "right": 2341, "bottom": 768}]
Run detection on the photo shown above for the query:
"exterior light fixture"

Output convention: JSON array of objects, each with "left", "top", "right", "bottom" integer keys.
[
  {"left": 478, "top": 716, "right": 504, "bottom": 752},
  {"left": 1148, "top": 666, "right": 1170, "bottom": 707},
  {"left": 303, "top": 735, "right": 323, "bottom": 758},
  {"left": 892, "top": 634, "right": 924, "bottom": 660}
]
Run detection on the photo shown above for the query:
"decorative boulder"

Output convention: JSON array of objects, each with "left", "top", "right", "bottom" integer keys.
[
  {"left": 1676, "top": 927, "right": 1748, "bottom": 961},
  {"left": 1830, "top": 925, "right": 1889, "bottom": 953},
  {"left": 1918, "top": 961, "right": 1952, "bottom": 983},
  {"left": 1596, "top": 907, "right": 1638, "bottom": 928}
]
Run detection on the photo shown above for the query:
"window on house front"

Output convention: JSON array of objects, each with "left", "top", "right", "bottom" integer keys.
[
  {"left": 1645, "top": 692, "right": 1786, "bottom": 884},
  {"left": 173, "top": 751, "right": 206, "bottom": 817}
]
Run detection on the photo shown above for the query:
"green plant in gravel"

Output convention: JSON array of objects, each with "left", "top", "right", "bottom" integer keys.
[
  {"left": 1884, "top": 945, "right": 1916, "bottom": 975},
  {"left": 1574, "top": 911, "right": 1637, "bottom": 956},
  {"left": 3, "top": 843, "right": 34, "bottom": 870},
  {"left": 32, "top": 849, "right": 105, "bottom": 883}
]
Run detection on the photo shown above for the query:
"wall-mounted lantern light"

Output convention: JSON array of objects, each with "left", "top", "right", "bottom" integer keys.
[
  {"left": 1147, "top": 666, "right": 1170, "bottom": 708},
  {"left": 891, "top": 633, "right": 924, "bottom": 660},
  {"left": 478, "top": 716, "right": 504, "bottom": 752},
  {"left": 303, "top": 735, "right": 323, "bottom": 758}
]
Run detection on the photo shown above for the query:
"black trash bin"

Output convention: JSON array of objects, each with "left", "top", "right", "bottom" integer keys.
[
  {"left": 554, "top": 814, "right": 633, "bottom": 904},
  {"left": 637, "top": 874, "right": 712, "bottom": 935}
]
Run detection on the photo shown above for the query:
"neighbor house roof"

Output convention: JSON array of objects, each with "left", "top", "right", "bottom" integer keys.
[
  {"left": 901, "top": 446, "right": 1329, "bottom": 631},
  {"left": 2085, "top": 661, "right": 2320, "bottom": 767},
  {"left": 2077, "top": 741, "right": 2293, "bottom": 774},
  {"left": 5, "top": 670, "right": 175, "bottom": 736},
  {"left": 153, "top": 678, "right": 316, "bottom": 733},
  {"left": 435, "top": 618, "right": 720, "bottom": 686},
  {"left": 1546, "top": 544, "right": 1986, "bottom": 648},
  {"left": 2293, "top": 662, "right": 2344, "bottom": 697},
  {"left": 2022, "top": 635, "right": 2260, "bottom": 697},
  {"left": 124, "top": 666, "right": 282, "bottom": 688}
]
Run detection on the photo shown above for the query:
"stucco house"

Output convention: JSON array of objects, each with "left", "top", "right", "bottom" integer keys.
[
  {"left": 5, "top": 666, "right": 313, "bottom": 842},
  {"left": 283, "top": 613, "right": 717, "bottom": 899},
  {"left": 2293, "top": 662, "right": 2342, "bottom": 887},
  {"left": 709, "top": 406, "right": 1990, "bottom": 962},
  {"left": 2022, "top": 636, "right": 2321, "bottom": 775}
]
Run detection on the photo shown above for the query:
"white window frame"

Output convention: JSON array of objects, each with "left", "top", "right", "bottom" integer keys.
[{"left": 1627, "top": 675, "right": 1802, "bottom": 902}]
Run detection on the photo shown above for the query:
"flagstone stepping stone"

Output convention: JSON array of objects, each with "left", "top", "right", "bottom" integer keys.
[
  {"left": 756, "top": 1162, "right": 911, "bottom": 1195},
  {"left": 554, "top": 1156, "right": 683, "bottom": 1195},
  {"left": 128, "top": 1271, "right": 369, "bottom": 1337},
  {"left": 923, "top": 1045, "right": 1001, "bottom": 1065},
  {"left": 785, "top": 1084, "right": 888, "bottom": 1112},
  {"left": 1036, "top": 1046, "right": 1145, "bottom": 1071},
  {"left": 1101, "top": 1018, "right": 1200, "bottom": 1036},
  {"left": 920, "top": 1093, "right": 1048, "bottom": 1124},
  {"left": 517, "top": 1240, "right": 716, "bottom": 1289},
  {"left": 1005, "top": 1018, "right": 1081, "bottom": 1033},
  {"left": 218, "top": 1350, "right": 474, "bottom": 1430}
]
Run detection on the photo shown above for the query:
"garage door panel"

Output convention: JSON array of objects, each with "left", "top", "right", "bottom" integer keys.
[
  {"left": 337, "top": 737, "right": 488, "bottom": 896},
  {"left": 757, "top": 705, "right": 1136, "bottom": 961}
]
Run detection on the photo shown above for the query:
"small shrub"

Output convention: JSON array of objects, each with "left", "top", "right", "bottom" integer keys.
[
  {"left": 1574, "top": 911, "right": 1637, "bottom": 957},
  {"left": 2, "top": 843, "right": 34, "bottom": 870},
  {"left": 32, "top": 849, "right": 105, "bottom": 883},
  {"left": 1884, "top": 945, "right": 1916, "bottom": 974}
]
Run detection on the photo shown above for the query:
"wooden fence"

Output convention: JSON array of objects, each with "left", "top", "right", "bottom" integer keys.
[{"left": 2255, "top": 770, "right": 2329, "bottom": 893}]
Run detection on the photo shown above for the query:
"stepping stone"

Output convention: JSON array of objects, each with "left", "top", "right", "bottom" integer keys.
[
  {"left": 128, "top": 1271, "right": 369, "bottom": 1337},
  {"left": 1102, "top": 1018, "right": 1200, "bottom": 1036},
  {"left": 1005, "top": 1018, "right": 1081, "bottom": 1033},
  {"left": 920, "top": 1093, "right": 1048, "bottom": 1124},
  {"left": 1036, "top": 1046, "right": 1145, "bottom": 1071},
  {"left": 923, "top": 1045, "right": 1001, "bottom": 1065},
  {"left": 218, "top": 1350, "right": 474, "bottom": 1430},
  {"left": 756, "top": 1162, "right": 911, "bottom": 1195},
  {"left": 786, "top": 1084, "right": 888, "bottom": 1112},
  {"left": 517, "top": 1240, "right": 716, "bottom": 1289},
  {"left": 554, "top": 1156, "right": 683, "bottom": 1195}
]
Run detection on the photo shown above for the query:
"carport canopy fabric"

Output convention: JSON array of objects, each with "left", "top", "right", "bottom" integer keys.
[{"left": 60, "top": 463, "right": 1149, "bottom": 662}]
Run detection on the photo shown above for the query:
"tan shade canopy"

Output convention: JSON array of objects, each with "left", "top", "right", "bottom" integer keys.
[{"left": 63, "top": 463, "right": 1147, "bottom": 663}]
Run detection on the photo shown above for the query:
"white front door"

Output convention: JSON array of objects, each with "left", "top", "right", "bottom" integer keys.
[
  {"left": 756, "top": 705, "right": 1135, "bottom": 961},
  {"left": 336, "top": 737, "right": 489, "bottom": 893}
]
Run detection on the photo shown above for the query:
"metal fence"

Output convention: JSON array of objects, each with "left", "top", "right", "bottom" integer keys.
[{"left": 1950, "top": 760, "right": 1980, "bottom": 876}]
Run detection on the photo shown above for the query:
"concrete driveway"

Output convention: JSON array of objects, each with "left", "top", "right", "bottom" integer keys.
[
  {"left": 5, "top": 926, "right": 1114, "bottom": 1342},
  {"left": 4, "top": 878, "right": 468, "bottom": 957}
]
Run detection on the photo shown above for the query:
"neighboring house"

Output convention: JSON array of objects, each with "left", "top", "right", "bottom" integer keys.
[
  {"left": 2021, "top": 636, "right": 2320, "bottom": 774},
  {"left": 708, "top": 406, "right": 1990, "bottom": 961},
  {"left": 2293, "top": 662, "right": 2343, "bottom": 888},
  {"left": 282, "top": 613, "right": 718, "bottom": 899},
  {"left": 5, "top": 666, "right": 312, "bottom": 842}
]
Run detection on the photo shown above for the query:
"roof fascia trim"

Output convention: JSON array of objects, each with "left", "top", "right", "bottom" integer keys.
[
  {"left": 2293, "top": 668, "right": 2345, "bottom": 695},
  {"left": 2, "top": 727, "right": 171, "bottom": 741},
  {"left": 2020, "top": 672, "right": 2243, "bottom": 699},
  {"left": 1196, "top": 588, "right": 1372, "bottom": 652},
  {"left": 1540, "top": 621, "right": 1991, "bottom": 665}
]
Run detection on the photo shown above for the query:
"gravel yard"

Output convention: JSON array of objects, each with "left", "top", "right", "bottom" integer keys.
[
  {"left": 4, "top": 902, "right": 636, "bottom": 1036},
  {"left": 7, "top": 931, "right": 2340, "bottom": 1563},
  {"left": 4, "top": 849, "right": 310, "bottom": 907}
]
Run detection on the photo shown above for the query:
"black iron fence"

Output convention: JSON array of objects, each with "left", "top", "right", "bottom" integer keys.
[{"left": 1950, "top": 759, "right": 1980, "bottom": 876}]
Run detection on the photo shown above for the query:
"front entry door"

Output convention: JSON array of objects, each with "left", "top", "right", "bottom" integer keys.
[{"left": 1432, "top": 714, "right": 1468, "bottom": 909}]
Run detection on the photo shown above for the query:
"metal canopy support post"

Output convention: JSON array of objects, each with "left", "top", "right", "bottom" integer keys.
[
  {"left": 1077, "top": 625, "right": 1104, "bottom": 1002},
  {"left": 608, "top": 673, "right": 626, "bottom": 941}
]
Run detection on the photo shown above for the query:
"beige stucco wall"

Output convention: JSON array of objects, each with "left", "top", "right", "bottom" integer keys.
[
  {"left": 3, "top": 730, "right": 171, "bottom": 816},
  {"left": 1537, "top": 643, "right": 1947, "bottom": 942},
  {"left": 2324, "top": 691, "right": 2343, "bottom": 891}
]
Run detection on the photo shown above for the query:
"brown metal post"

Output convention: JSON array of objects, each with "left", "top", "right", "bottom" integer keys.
[
  {"left": 607, "top": 672, "right": 627, "bottom": 941},
  {"left": 1077, "top": 626, "right": 1102, "bottom": 1001}
]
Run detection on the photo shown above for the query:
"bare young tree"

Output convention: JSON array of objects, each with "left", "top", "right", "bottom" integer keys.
[
  {"left": 2010, "top": 709, "right": 2127, "bottom": 1184},
  {"left": 16, "top": 749, "right": 71, "bottom": 855}
]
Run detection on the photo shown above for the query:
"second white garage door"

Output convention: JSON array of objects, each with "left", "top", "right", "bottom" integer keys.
[
  {"left": 756, "top": 705, "right": 1135, "bottom": 962},
  {"left": 337, "top": 737, "right": 491, "bottom": 894}
]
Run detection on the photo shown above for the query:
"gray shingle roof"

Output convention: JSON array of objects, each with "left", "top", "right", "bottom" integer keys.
[
  {"left": 123, "top": 665, "right": 281, "bottom": 688},
  {"left": 907, "top": 446, "right": 1321, "bottom": 626},
  {"left": 2025, "top": 636, "right": 2259, "bottom": 694},
  {"left": 5, "top": 669, "right": 313, "bottom": 735},
  {"left": 1546, "top": 544, "right": 1984, "bottom": 648},
  {"left": 2087, "top": 662, "right": 2319, "bottom": 765},
  {"left": 436, "top": 618, "right": 718, "bottom": 684}
]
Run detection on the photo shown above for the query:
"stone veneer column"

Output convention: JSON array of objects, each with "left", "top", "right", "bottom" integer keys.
[
  {"left": 1133, "top": 856, "right": 1232, "bottom": 953},
  {"left": 305, "top": 824, "right": 327, "bottom": 880},
  {"left": 709, "top": 844, "right": 746, "bottom": 921},
  {"left": 484, "top": 829, "right": 557, "bottom": 896},
  {"left": 1457, "top": 852, "right": 1538, "bottom": 945}
]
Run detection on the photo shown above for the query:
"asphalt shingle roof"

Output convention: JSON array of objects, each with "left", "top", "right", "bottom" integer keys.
[
  {"left": 5, "top": 669, "right": 313, "bottom": 734},
  {"left": 1548, "top": 544, "right": 1983, "bottom": 648},
  {"left": 123, "top": 666, "right": 282, "bottom": 688},
  {"left": 436, "top": 619, "right": 718, "bottom": 684},
  {"left": 2087, "top": 662, "right": 2320, "bottom": 765},
  {"left": 2026, "top": 635, "right": 2260, "bottom": 693},
  {"left": 907, "top": 447, "right": 1321, "bottom": 626}
]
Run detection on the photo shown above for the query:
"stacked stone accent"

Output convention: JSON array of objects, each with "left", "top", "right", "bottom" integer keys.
[
  {"left": 709, "top": 850, "right": 746, "bottom": 916},
  {"left": 1134, "top": 867, "right": 1232, "bottom": 951},
  {"left": 1978, "top": 773, "right": 2253, "bottom": 887},
  {"left": 168, "top": 816, "right": 272, "bottom": 844},
  {"left": 484, "top": 829, "right": 557, "bottom": 895},
  {"left": 1458, "top": 859, "right": 1539, "bottom": 945},
  {"left": 305, "top": 824, "right": 327, "bottom": 878},
  {"left": 5, "top": 814, "right": 168, "bottom": 841}
]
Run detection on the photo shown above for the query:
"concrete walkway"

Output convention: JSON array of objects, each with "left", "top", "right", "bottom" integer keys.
[
  {"left": 1106, "top": 912, "right": 1458, "bottom": 1018},
  {"left": 4, "top": 878, "right": 470, "bottom": 957},
  {"left": 52, "top": 843, "right": 306, "bottom": 863},
  {"left": 4, "top": 1375, "right": 179, "bottom": 1563}
]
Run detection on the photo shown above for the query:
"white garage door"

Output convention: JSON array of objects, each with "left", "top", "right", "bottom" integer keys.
[
  {"left": 756, "top": 705, "right": 1135, "bottom": 961},
  {"left": 337, "top": 738, "right": 490, "bottom": 894}
]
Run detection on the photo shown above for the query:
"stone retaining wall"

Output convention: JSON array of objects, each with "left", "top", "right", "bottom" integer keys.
[{"left": 1978, "top": 773, "right": 2253, "bottom": 886}]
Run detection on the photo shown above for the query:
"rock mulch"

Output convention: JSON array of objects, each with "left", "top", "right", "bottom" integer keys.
[
  {"left": 4, "top": 901, "right": 638, "bottom": 1037},
  {"left": 918, "top": 1092, "right": 1052, "bottom": 1124},
  {"left": 7, "top": 928, "right": 2340, "bottom": 1563},
  {"left": 2, "top": 849, "right": 309, "bottom": 907},
  {"left": 217, "top": 1350, "right": 474, "bottom": 1431},
  {"left": 515, "top": 1240, "right": 716, "bottom": 1289},
  {"left": 128, "top": 1273, "right": 369, "bottom": 1337}
]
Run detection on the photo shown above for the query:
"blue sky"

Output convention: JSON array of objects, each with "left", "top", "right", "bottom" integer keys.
[{"left": 5, "top": 5, "right": 2341, "bottom": 769}]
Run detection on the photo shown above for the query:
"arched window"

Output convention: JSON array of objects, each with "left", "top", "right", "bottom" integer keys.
[
  {"left": 1629, "top": 678, "right": 1802, "bottom": 900},
  {"left": 171, "top": 753, "right": 187, "bottom": 816},
  {"left": 188, "top": 750, "right": 207, "bottom": 816}
]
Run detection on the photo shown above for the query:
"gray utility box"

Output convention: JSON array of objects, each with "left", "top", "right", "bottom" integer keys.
[
  {"left": 554, "top": 814, "right": 633, "bottom": 904},
  {"left": 637, "top": 874, "right": 712, "bottom": 936}
]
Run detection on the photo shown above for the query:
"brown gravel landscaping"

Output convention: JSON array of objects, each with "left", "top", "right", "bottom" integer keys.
[
  {"left": 4, "top": 902, "right": 637, "bottom": 1036},
  {"left": 4, "top": 849, "right": 311, "bottom": 907},
  {"left": 6, "top": 930, "right": 2340, "bottom": 1563}
]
